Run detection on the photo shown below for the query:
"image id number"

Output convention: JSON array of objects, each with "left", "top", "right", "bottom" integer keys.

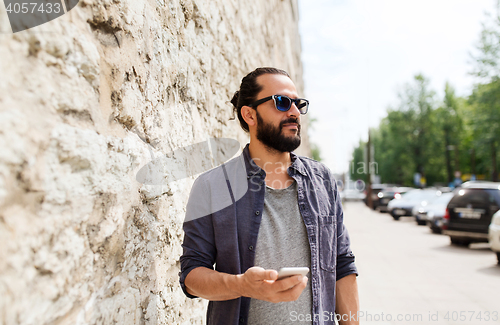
[
  {"left": 6, "top": 2, "right": 62, "bottom": 14},
  {"left": 444, "top": 311, "right": 498, "bottom": 322}
]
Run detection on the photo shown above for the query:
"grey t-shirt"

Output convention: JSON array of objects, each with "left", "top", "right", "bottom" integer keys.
[{"left": 247, "top": 181, "right": 312, "bottom": 325}]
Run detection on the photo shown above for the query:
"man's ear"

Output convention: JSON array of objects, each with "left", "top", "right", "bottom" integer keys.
[{"left": 241, "top": 106, "right": 257, "bottom": 128}]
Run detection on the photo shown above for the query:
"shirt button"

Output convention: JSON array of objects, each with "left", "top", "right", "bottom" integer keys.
[
  {"left": 255, "top": 211, "right": 260, "bottom": 215},
  {"left": 239, "top": 317, "right": 245, "bottom": 323},
  {"left": 248, "top": 245, "right": 254, "bottom": 251}
]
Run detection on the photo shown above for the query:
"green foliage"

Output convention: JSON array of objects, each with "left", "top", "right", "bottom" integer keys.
[
  {"left": 468, "top": 79, "right": 500, "bottom": 180},
  {"left": 308, "top": 116, "right": 323, "bottom": 162},
  {"left": 349, "top": 140, "right": 367, "bottom": 182},
  {"left": 311, "top": 143, "right": 322, "bottom": 162},
  {"left": 471, "top": 14, "right": 500, "bottom": 81},
  {"left": 371, "top": 74, "right": 436, "bottom": 186},
  {"left": 431, "top": 83, "right": 464, "bottom": 183},
  {"left": 468, "top": 11, "right": 500, "bottom": 181}
]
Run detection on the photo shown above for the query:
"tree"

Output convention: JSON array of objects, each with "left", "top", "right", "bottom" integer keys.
[
  {"left": 469, "top": 10, "right": 500, "bottom": 181},
  {"left": 377, "top": 74, "right": 436, "bottom": 186},
  {"left": 433, "top": 83, "right": 463, "bottom": 184},
  {"left": 349, "top": 140, "right": 367, "bottom": 183},
  {"left": 308, "top": 117, "right": 323, "bottom": 162},
  {"left": 469, "top": 81, "right": 500, "bottom": 181},
  {"left": 311, "top": 143, "right": 323, "bottom": 162},
  {"left": 471, "top": 13, "right": 500, "bottom": 82}
]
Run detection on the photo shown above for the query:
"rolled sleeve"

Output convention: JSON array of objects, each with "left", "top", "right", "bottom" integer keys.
[
  {"left": 179, "top": 216, "right": 215, "bottom": 298},
  {"left": 333, "top": 180, "right": 358, "bottom": 281},
  {"left": 179, "top": 266, "right": 202, "bottom": 299},
  {"left": 336, "top": 223, "right": 358, "bottom": 281},
  {"left": 179, "top": 177, "right": 217, "bottom": 299}
]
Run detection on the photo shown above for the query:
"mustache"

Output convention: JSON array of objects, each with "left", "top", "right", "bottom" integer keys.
[{"left": 280, "top": 117, "right": 301, "bottom": 129}]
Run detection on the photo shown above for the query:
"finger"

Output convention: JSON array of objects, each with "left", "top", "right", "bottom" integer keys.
[
  {"left": 273, "top": 279, "right": 308, "bottom": 302},
  {"left": 266, "top": 269, "right": 278, "bottom": 281},
  {"left": 260, "top": 270, "right": 278, "bottom": 283}
]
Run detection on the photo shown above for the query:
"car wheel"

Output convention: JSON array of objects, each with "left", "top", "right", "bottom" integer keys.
[
  {"left": 416, "top": 220, "right": 426, "bottom": 226},
  {"left": 430, "top": 227, "right": 441, "bottom": 234},
  {"left": 497, "top": 253, "right": 500, "bottom": 265},
  {"left": 392, "top": 215, "right": 400, "bottom": 221}
]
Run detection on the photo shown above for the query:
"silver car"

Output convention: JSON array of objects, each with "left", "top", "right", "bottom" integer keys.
[
  {"left": 388, "top": 189, "right": 442, "bottom": 221},
  {"left": 412, "top": 192, "right": 454, "bottom": 231}
]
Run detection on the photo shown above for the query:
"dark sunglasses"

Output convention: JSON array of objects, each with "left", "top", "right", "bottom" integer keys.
[{"left": 248, "top": 95, "right": 309, "bottom": 114}]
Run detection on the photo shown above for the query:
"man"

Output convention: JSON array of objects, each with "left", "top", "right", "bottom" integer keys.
[{"left": 179, "top": 67, "right": 359, "bottom": 325}]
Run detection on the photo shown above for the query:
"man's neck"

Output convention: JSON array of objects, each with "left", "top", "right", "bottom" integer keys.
[{"left": 248, "top": 140, "right": 292, "bottom": 176}]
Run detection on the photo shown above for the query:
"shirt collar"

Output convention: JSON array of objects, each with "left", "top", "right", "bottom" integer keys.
[{"left": 242, "top": 143, "right": 308, "bottom": 177}]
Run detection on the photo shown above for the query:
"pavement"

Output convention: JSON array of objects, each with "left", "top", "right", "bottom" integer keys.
[{"left": 342, "top": 201, "right": 500, "bottom": 325}]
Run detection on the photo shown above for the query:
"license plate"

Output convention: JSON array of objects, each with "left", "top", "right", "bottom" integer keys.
[
  {"left": 417, "top": 213, "right": 426, "bottom": 220},
  {"left": 394, "top": 209, "right": 406, "bottom": 215},
  {"left": 455, "top": 207, "right": 483, "bottom": 219}
]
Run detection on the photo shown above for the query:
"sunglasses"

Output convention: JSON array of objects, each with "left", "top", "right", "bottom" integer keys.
[{"left": 248, "top": 95, "right": 309, "bottom": 114}]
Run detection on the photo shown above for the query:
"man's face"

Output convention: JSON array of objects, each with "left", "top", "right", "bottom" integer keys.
[{"left": 253, "top": 74, "right": 302, "bottom": 153}]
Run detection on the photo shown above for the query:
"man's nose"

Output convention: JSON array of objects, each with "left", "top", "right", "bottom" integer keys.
[{"left": 287, "top": 102, "right": 301, "bottom": 118}]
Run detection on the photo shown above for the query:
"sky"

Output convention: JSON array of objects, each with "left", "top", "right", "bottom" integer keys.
[{"left": 298, "top": 0, "right": 499, "bottom": 174}]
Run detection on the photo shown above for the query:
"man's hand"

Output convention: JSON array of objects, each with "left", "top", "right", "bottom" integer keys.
[
  {"left": 236, "top": 266, "right": 308, "bottom": 303},
  {"left": 183, "top": 266, "right": 307, "bottom": 302}
]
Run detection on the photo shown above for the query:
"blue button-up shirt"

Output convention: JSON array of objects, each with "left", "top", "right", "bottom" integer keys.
[{"left": 180, "top": 144, "right": 357, "bottom": 325}]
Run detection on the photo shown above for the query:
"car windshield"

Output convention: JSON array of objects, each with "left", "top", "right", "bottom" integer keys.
[
  {"left": 431, "top": 192, "right": 454, "bottom": 205},
  {"left": 401, "top": 190, "right": 424, "bottom": 200},
  {"left": 486, "top": 189, "right": 500, "bottom": 205},
  {"left": 401, "top": 189, "right": 439, "bottom": 201}
]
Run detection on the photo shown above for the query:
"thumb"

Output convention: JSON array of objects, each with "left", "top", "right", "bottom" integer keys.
[
  {"left": 265, "top": 269, "right": 278, "bottom": 281},
  {"left": 247, "top": 267, "right": 277, "bottom": 280}
]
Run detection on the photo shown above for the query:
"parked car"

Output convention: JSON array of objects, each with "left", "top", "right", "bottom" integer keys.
[
  {"left": 489, "top": 210, "right": 500, "bottom": 264},
  {"left": 341, "top": 189, "right": 366, "bottom": 201},
  {"left": 412, "top": 192, "right": 454, "bottom": 231},
  {"left": 363, "top": 184, "right": 397, "bottom": 210},
  {"left": 377, "top": 187, "right": 413, "bottom": 212},
  {"left": 387, "top": 189, "right": 442, "bottom": 221},
  {"left": 443, "top": 181, "right": 500, "bottom": 246},
  {"left": 437, "top": 187, "right": 453, "bottom": 193}
]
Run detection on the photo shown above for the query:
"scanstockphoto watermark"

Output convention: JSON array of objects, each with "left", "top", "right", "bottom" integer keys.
[
  {"left": 350, "top": 161, "right": 378, "bottom": 176},
  {"left": 336, "top": 179, "right": 366, "bottom": 192},
  {"left": 134, "top": 137, "right": 366, "bottom": 222},
  {"left": 289, "top": 311, "right": 424, "bottom": 323},
  {"left": 290, "top": 310, "right": 499, "bottom": 323},
  {"left": 134, "top": 136, "right": 369, "bottom": 193}
]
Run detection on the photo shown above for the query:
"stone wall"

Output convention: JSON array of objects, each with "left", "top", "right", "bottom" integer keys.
[{"left": 0, "top": 0, "right": 307, "bottom": 324}]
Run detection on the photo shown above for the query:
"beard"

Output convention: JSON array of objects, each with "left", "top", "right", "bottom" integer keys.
[{"left": 255, "top": 109, "right": 301, "bottom": 153}]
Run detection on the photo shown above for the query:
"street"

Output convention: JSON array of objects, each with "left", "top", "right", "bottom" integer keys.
[{"left": 342, "top": 201, "right": 500, "bottom": 325}]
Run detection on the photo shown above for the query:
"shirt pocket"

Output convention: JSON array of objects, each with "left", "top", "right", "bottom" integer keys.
[{"left": 319, "top": 215, "right": 337, "bottom": 272}]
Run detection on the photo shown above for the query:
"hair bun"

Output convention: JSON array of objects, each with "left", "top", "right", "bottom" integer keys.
[{"left": 230, "top": 90, "right": 240, "bottom": 108}]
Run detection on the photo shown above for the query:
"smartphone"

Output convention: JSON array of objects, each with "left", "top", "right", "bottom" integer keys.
[{"left": 277, "top": 267, "right": 310, "bottom": 280}]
